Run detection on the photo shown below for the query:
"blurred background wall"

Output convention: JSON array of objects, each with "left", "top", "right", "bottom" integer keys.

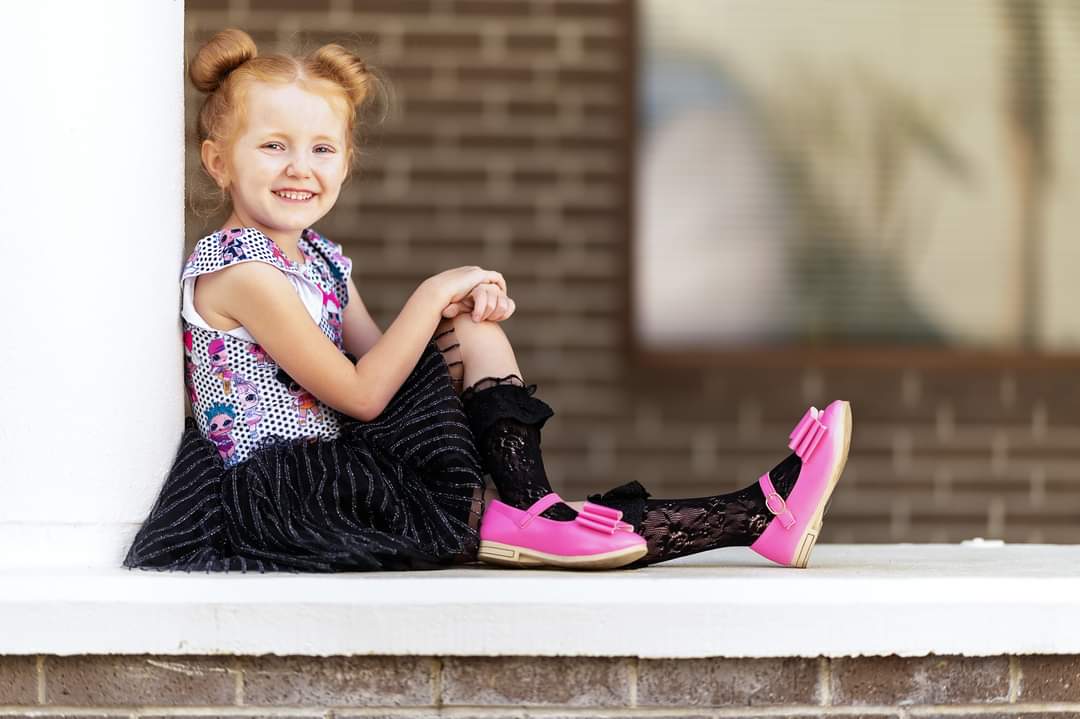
[{"left": 185, "top": 0, "right": 1080, "bottom": 544}]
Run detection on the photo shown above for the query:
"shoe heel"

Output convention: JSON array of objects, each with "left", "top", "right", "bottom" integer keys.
[
  {"left": 792, "top": 522, "right": 820, "bottom": 568},
  {"left": 478, "top": 540, "right": 543, "bottom": 567}
]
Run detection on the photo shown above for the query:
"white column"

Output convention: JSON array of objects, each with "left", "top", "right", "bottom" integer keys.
[{"left": 0, "top": 1, "right": 185, "bottom": 567}]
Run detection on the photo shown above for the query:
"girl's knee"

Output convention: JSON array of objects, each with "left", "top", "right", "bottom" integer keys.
[{"left": 451, "top": 314, "right": 505, "bottom": 338}]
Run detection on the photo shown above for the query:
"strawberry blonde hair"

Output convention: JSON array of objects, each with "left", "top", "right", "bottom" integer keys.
[{"left": 188, "top": 28, "right": 389, "bottom": 212}]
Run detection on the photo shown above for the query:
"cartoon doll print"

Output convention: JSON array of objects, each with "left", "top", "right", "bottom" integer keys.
[
  {"left": 205, "top": 402, "right": 238, "bottom": 465},
  {"left": 247, "top": 343, "right": 272, "bottom": 364},
  {"left": 276, "top": 367, "right": 321, "bottom": 426},
  {"left": 232, "top": 372, "right": 264, "bottom": 443},
  {"left": 269, "top": 242, "right": 292, "bottom": 268},
  {"left": 207, "top": 337, "right": 234, "bottom": 395},
  {"left": 322, "top": 289, "right": 343, "bottom": 347},
  {"left": 219, "top": 228, "right": 248, "bottom": 266},
  {"left": 183, "top": 329, "right": 198, "bottom": 404},
  {"left": 182, "top": 248, "right": 198, "bottom": 276}
]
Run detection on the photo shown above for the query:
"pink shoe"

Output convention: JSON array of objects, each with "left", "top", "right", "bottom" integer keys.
[
  {"left": 478, "top": 493, "right": 648, "bottom": 569},
  {"left": 749, "top": 399, "right": 852, "bottom": 568}
]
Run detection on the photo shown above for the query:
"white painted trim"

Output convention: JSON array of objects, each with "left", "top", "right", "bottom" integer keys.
[
  {"left": 3, "top": 544, "right": 1078, "bottom": 657},
  {"left": 0, "top": 0, "right": 185, "bottom": 569}
]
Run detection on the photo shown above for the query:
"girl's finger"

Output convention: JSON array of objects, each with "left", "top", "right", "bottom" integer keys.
[
  {"left": 493, "top": 294, "right": 510, "bottom": 321},
  {"left": 482, "top": 287, "right": 501, "bottom": 321},
  {"left": 443, "top": 299, "right": 473, "bottom": 318},
  {"left": 506, "top": 297, "right": 515, "bottom": 319},
  {"left": 479, "top": 270, "right": 506, "bottom": 294},
  {"left": 472, "top": 286, "right": 491, "bottom": 321}
]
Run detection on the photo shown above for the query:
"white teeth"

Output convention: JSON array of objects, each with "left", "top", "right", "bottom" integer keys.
[{"left": 274, "top": 190, "right": 313, "bottom": 201}]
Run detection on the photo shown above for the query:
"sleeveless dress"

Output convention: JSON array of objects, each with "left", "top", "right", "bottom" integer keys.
[{"left": 123, "top": 226, "right": 485, "bottom": 573}]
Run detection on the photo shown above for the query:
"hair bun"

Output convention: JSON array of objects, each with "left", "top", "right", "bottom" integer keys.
[
  {"left": 309, "top": 43, "right": 372, "bottom": 108},
  {"left": 189, "top": 28, "right": 258, "bottom": 94}
]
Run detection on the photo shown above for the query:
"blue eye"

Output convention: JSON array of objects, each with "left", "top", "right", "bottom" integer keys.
[{"left": 264, "top": 142, "right": 334, "bottom": 153}]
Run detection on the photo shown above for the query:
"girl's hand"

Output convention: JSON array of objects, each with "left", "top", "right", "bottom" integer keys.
[
  {"left": 441, "top": 282, "right": 516, "bottom": 322},
  {"left": 423, "top": 266, "right": 506, "bottom": 307}
]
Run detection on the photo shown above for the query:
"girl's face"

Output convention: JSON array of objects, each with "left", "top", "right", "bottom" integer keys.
[{"left": 204, "top": 82, "right": 349, "bottom": 235}]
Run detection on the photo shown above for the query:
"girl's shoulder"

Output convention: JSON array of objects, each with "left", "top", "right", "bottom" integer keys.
[{"left": 182, "top": 227, "right": 301, "bottom": 280}]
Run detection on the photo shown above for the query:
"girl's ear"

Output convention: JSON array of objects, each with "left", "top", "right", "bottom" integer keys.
[{"left": 201, "top": 139, "right": 229, "bottom": 189}]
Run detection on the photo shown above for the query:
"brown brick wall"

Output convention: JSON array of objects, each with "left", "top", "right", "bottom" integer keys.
[
  {"left": 183, "top": 0, "right": 1080, "bottom": 544},
  {"left": 2, "top": 654, "right": 1079, "bottom": 713}
]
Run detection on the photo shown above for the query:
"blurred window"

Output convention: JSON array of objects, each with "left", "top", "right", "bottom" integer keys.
[{"left": 635, "top": 0, "right": 1078, "bottom": 351}]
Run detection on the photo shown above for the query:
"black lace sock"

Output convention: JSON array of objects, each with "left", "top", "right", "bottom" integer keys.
[
  {"left": 461, "top": 376, "right": 577, "bottom": 522},
  {"left": 587, "top": 453, "right": 803, "bottom": 567}
]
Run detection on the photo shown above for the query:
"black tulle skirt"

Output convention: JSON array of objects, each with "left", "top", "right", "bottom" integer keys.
[{"left": 123, "top": 344, "right": 486, "bottom": 573}]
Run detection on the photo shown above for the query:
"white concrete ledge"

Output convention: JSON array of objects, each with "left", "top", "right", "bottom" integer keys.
[{"left": 3, "top": 543, "right": 1079, "bottom": 658}]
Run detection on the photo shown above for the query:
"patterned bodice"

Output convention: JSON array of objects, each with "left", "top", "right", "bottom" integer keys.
[{"left": 180, "top": 226, "right": 353, "bottom": 467}]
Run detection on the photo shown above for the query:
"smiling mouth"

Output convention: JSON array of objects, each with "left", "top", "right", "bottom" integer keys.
[{"left": 272, "top": 190, "right": 316, "bottom": 202}]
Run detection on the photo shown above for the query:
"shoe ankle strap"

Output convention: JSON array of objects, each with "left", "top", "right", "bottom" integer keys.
[
  {"left": 519, "top": 493, "right": 563, "bottom": 528},
  {"left": 758, "top": 472, "right": 797, "bottom": 529}
]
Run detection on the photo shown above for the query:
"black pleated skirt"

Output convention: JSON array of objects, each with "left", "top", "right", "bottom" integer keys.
[{"left": 123, "top": 344, "right": 486, "bottom": 573}]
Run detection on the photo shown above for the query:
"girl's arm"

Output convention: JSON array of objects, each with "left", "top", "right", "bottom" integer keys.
[
  {"left": 341, "top": 274, "right": 382, "bottom": 359},
  {"left": 213, "top": 262, "right": 503, "bottom": 421}
]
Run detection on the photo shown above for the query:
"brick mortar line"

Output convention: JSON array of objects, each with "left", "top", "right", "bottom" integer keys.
[
  {"left": 189, "top": 10, "right": 623, "bottom": 35},
  {"left": 819, "top": 655, "right": 831, "bottom": 706},
  {"left": 4, "top": 703, "right": 1080, "bottom": 714},
  {"left": 1008, "top": 654, "right": 1020, "bottom": 702},
  {"left": 233, "top": 655, "right": 243, "bottom": 706},
  {"left": 432, "top": 656, "right": 443, "bottom": 707},
  {"left": 35, "top": 655, "right": 44, "bottom": 705},
  {"left": 628, "top": 655, "right": 638, "bottom": 707},
  {"left": 0, "top": 711, "right": 325, "bottom": 716},
  {"left": 905, "top": 705, "right": 1077, "bottom": 715}
]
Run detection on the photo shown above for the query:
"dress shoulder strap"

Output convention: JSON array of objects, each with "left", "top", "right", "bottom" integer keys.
[
  {"left": 181, "top": 227, "right": 302, "bottom": 282},
  {"left": 301, "top": 227, "right": 353, "bottom": 282}
]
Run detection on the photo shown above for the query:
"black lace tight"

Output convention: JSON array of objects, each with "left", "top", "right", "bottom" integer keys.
[
  {"left": 430, "top": 320, "right": 804, "bottom": 563},
  {"left": 589, "top": 453, "right": 803, "bottom": 568},
  {"left": 433, "top": 321, "right": 577, "bottom": 522}
]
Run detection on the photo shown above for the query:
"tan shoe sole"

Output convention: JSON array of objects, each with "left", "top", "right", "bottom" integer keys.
[{"left": 478, "top": 540, "right": 648, "bottom": 570}]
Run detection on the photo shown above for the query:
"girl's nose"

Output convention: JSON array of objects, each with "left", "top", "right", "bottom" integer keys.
[{"left": 287, "top": 156, "right": 311, "bottom": 177}]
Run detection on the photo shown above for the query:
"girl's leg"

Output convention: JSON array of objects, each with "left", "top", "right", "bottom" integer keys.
[
  {"left": 432, "top": 318, "right": 495, "bottom": 508},
  {"left": 579, "top": 454, "right": 803, "bottom": 567},
  {"left": 430, "top": 318, "right": 498, "bottom": 532},
  {"left": 430, "top": 316, "right": 801, "bottom": 560},
  {"left": 431, "top": 316, "right": 576, "bottom": 521}
]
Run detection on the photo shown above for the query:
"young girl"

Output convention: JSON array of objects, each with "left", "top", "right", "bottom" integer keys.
[{"left": 123, "top": 28, "right": 853, "bottom": 574}]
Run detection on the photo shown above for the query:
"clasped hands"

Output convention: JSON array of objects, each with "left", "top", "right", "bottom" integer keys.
[{"left": 441, "top": 281, "right": 516, "bottom": 323}]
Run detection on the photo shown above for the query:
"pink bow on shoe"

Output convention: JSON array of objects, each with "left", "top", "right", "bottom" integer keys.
[
  {"left": 789, "top": 406, "right": 828, "bottom": 461},
  {"left": 575, "top": 501, "right": 635, "bottom": 534}
]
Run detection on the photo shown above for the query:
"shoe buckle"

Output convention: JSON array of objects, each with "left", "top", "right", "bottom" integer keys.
[
  {"left": 764, "top": 491, "right": 787, "bottom": 516},
  {"left": 759, "top": 470, "right": 798, "bottom": 530}
]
